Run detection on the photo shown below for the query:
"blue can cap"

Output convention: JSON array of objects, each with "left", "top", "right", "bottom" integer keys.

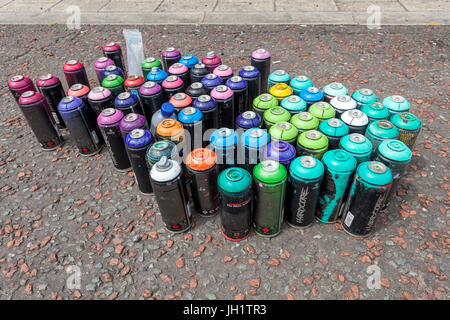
[
  {"left": 289, "top": 156, "right": 324, "bottom": 181},
  {"left": 57, "top": 96, "right": 83, "bottom": 112},
  {"left": 322, "top": 149, "right": 357, "bottom": 173},
  {"left": 115, "top": 92, "right": 138, "bottom": 107},
  {"left": 193, "top": 95, "right": 217, "bottom": 111},
  {"left": 226, "top": 76, "right": 247, "bottom": 90},
  {"left": 178, "top": 107, "right": 203, "bottom": 124},
  {"left": 179, "top": 54, "right": 199, "bottom": 68},
  {"left": 201, "top": 74, "right": 222, "bottom": 89},
  {"left": 125, "top": 128, "right": 153, "bottom": 148},
  {"left": 300, "top": 87, "right": 324, "bottom": 102},
  {"left": 358, "top": 161, "right": 393, "bottom": 186},
  {"left": 239, "top": 66, "right": 260, "bottom": 79},
  {"left": 377, "top": 139, "right": 412, "bottom": 163},
  {"left": 241, "top": 128, "right": 270, "bottom": 148},
  {"left": 161, "top": 102, "right": 175, "bottom": 117},
  {"left": 147, "top": 67, "right": 168, "bottom": 83},
  {"left": 211, "top": 128, "right": 238, "bottom": 150}
]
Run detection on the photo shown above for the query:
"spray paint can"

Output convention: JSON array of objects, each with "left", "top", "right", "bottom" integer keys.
[
  {"left": 211, "top": 85, "right": 234, "bottom": 129},
  {"left": 239, "top": 66, "right": 261, "bottom": 109},
  {"left": 214, "top": 65, "right": 233, "bottom": 84},
  {"left": 119, "top": 112, "right": 148, "bottom": 140},
  {"left": 352, "top": 88, "right": 377, "bottom": 107},
  {"left": 296, "top": 130, "right": 328, "bottom": 159},
  {"left": 103, "top": 42, "right": 125, "bottom": 74},
  {"left": 235, "top": 111, "right": 262, "bottom": 131},
  {"left": 218, "top": 167, "right": 253, "bottom": 241},
  {"left": 365, "top": 120, "right": 399, "bottom": 153},
  {"left": 267, "top": 70, "right": 290, "bottom": 92},
  {"left": 269, "top": 83, "right": 293, "bottom": 103},
  {"left": 262, "top": 140, "right": 296, "bottom": 168},
  {"left": 146, "top": 67, "right": 168, "bottom": 84},
  {"left": 97, "top": 108, "right": 131, "bottom": 172},
  {"left": 193, "top": 95, "right": 218, "bottom": 134},
  {"left": 300, "top": 87, "right": 324, "bottom": 107},
  {"left": 339, "top": 133, "right": 372, "bottom": 164},
  {"left": 87, "top": 87, "right": 114, "bottom": 117},
  {"left": 289, "top": 75, "right": 313, "bottom": 96},
  {"left": 102, "top": 74, "right": 125, "bottom": 98},
  {"left": 124, "top": 74, "right": 145, "bottom": 98},
  {"left": 201, "top": 73, "right": 222, "bottom": 91},
  {"left": 190, "top": 63, "right": 210, "bottom": 84},
  {"left": 263, "top": 106, "right": 291, "bottom": 130},
  {"left": 252, "top": 93, "right": 278, "bottom": 119},
  {"left": 308, "top": 101, "right": 336, "bottom": 123},
  {"left": 269, "top": 121, "right": 298, "bottom": 145},
  {"left": 169, "top": 92, "right": 193, "bottom": 114},
  {"left": 94, "top": 57, "right": 114, "bottom": 84},
  {"left": 361, "top": 102, "right": 390, "bottom": 123},
  {"left": 330, "top": 95, "right": 357, "bottom": 118},
  {"left": 186, "top": 82, "right": 208, "bottom": 100},
  {"left": 286, "top": 156, "right": 324, "bottom": 228},
  {"left": 210, "top": 128, "right": 238, "bottom": 171},
  {"left": 162, "top": 47, "right": 181, "bottom": 71},
  {"left": 281, "top": 95, "right": 307, "bottom": 115},
  {"left": 162, "top": 75, "right": 184, "bottom": 101},
  {"left": 146, "top": 140, "right": 177, "bottom": 169},
  {"left": 240, "top": 128, "right": 270, "bottom": 173},
  {"left": 342, "top": 161, "right": 392, "bottom": 237},
  {"left": 319, "top": 118, "right": 349, "bottom": 150},
  {"left": 316, "top": 149, "right": 357, "bottom": 223},
  {"left": 226, "top": 76, "right": 248, "bottom": 115},
  {"left": 114, "top": 92, "right": 142, "bottom": 115},
  {"left": 202, "top": 51, "right": 222, "bottom": 73},
  {"left": 323, "top": 82, "right": 348, "bottom": 102},
  {"left": 63, "top": 60, "right": 89, "bottom": 88},
  {"left": 382, "top": 95, "right": 410, "bottom": 115},
  {"left": 178, "top": 107, "right": 203, "bottom": 152},
  {"left": 168, "top": 62, "right": 190, "bottom": 87},
  {"left": 18, "top": 91, "right": 64, "bottom": 150},
  {"left": 155, "top": 118, "right": 184, "bottom": 145},
  {"left": 125, "top": 129, "right": 153, "bottom": 194},
  {"left": 8, "top": 75, "right": 36, "bottom": 102},
  {"left": 179, "top": 54, "right": 199, "bottom": 70},
  {"left": 138, "top": 81, "right": 164, "bottom": 123},
  {"left": 102, "top": 65, "right": 124, "bottom": 79},
  {"left": 290, "top": 111, "right": 319, "bottom": 134},
  {"left": 341, "top": 109, "right": 369, "bottom": 135},
  {"left": 253, "top": 160, "right": 287, "bottom": 237},
  {"left": 67, "top": 84, "right": 91, "bottom": 111},
  {"left": 57, "top": 96, "right": 102, "bottom": 156},
  {"left": 251, "top": 48, "right": 271, "bottom": 92},
  {"left": 390, "top": 112, "right": 421, "bottom": 149},
  {"left": 36, "top": 73, "right": 66, "bottom": 129},
  {"left": 141, "top": 57, "right": 161, "bottom": 79},
  {"left": 150, "top": 156, "right": 192, "bottom": 233}
]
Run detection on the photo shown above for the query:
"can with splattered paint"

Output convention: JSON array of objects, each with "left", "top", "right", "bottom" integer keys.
[{"left": 390, "top": 112, "right": 421, "bottom": 149}]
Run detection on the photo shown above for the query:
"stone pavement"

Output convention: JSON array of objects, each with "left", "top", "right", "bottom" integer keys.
[{"left": 0, "top": 0, "right": 449, "bottom": 24}]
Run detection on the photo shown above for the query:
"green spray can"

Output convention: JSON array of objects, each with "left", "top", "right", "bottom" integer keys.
[
  {"left": 316, "top": 149, "right": 357, "bottom": 223},
  {"left": 269, "top": 121, "right": 298, "bottom": 145},
  {"left": 365, "top": 120, "right": 399, "bottom": 153},
  {"left": 390, "top": 112, "right": 422, "bottom": 148},
  {"left": 296, "top": 130, "right": 328, "bottom": 160},
  {"left": 308, "top": 101, "right": 336, "bottom": 123},
  {"left": 252, "top": 93, "right": 278, "bottom": 119},
  {"left": 263, "top": 106, "right": 291, "bottom": 129},
  {"left": 361, "top": 102, "right": 391, "bottom": 123},
  {"left": 281, "top": 95, "right": 307, "bottom": 115},
  {"left": 102, "top": 74, "right": 125, "bottom": 97},
  {"left": 267, "top": 70, "right": 291, "bottom": 92},
  {"left": 319, "top": 118, "right": 349, "bottom": 150},
  {"left": 339, "top": 133, "right": 372, "bottom": 164},
  {"left": 142, "top": 57, "right": 162, "bottom": 79},
  {"left": 289, "top": 75, "right": 313, "bottom": 96},
  {"left": 382, "top": 95, "right": 410, "bottom": 115},
  {"left": 352, "top": 88, "right": 377, "bottom": 107},
  {"left": 253, "top": 160, "right": 287, "bottom": 238},
  {"left": 290, "top": 111, "right": 319, "bottom": 134}
]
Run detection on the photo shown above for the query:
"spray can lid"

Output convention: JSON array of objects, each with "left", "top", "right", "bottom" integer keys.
[{"left": 161, "top": 102, "right": 175, "bottom": 117}]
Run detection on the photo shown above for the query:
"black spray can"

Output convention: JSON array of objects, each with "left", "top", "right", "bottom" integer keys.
[
  {"left": 186, "top": 82, "right": 209, "bottom": 100},
  {"left": 138, "top": 81, "right": 164, "bottom": 123},
  {"left": 114, "top": 92, "right": 143, "bottom": 115},
  {"left": 87, "top": 86, "right": 115, "bottom": 117},
  {"left": 36, "top": 74, "right": 66, "bottom": 129},
  {"left": 226, "top": 76, "right": 248, "bottom": 115},
  {"left": 193, "top": 95, "right": 218, "bottom": 137},
  {"left": 210, "top": 85, "right": 234, "bottom": 129},
  {"left": 190, "top": 63, "right": 210, "bottom": 84},
  {"left": 239, "top": 66, "right": 261, "bottom": 111},
  {"left": 251, "top": 49, "right": 271, "bottom": 94},
  {"left": 103, "top": 42, "right": 126, "bottom": 74}
]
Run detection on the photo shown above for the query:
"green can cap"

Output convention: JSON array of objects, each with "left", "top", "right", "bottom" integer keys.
[
  {"left": 377, "top": 139, "right": 412, "bottom": 163},
  {"left": 309, "top": 102, "right": 336, "bottom": 120},
  {"left": 322, "top": 149, "right": 357, "bottom": 173},
  {"left": 218, "top": 167, "right": 252, "bottom": 193},
  {"left": 357, "top": 161, "right": 392, "bottom": 186},
  {"left": 102, "top": 74, "right": 124, "bottom": 87},
  {"left": 269, "top": 122, "right": 298, "bottom": 141},
  {"left": 297, "top": 130, "right": 328, "bottom": 150},
  {"left": 264, "top": 106, "right": 291, "bottom": 123},
  {"left": 253, "top": 159, "right": 287, "bottom": 183},
  {"left": 290, "top": 112, "right": 319, "bottom": 131},
  {"left": 253, "top": 94, "right": 278, "bottom": 109},
  {"left": 390, "top": 112, "right": 422, "bottom": 131},
  {"left": 289, "top": 156, "right": 324, "bottom": 180}
]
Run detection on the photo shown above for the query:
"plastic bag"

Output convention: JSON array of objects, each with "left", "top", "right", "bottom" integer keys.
[{"left": 123, "top": 29, "right": 144, "bottom": 76}]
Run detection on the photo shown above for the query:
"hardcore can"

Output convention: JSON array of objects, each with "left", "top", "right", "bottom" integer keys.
[
  {"left": 253, "top": 160, "right": 287, "bottom": 237},
  {"left": 193, "top": 95, "right": 219, "bottom": 134},
  {"left": 94, "top": 57, "right": 114, "bottom": 84},
  {"left": 339, "top": 133, "right": 372, "bottom": 164},
  {"left": 239, "top": 66, "right": 261, "bottom": 109},
  {"left": 262, "top": 140, "right": 296, "bottom": 168},
  {"left": 226, "top": 76, "right": 248, "bottom": 115},
  {"left": 8, "top": 75, "right": 36, "bottom": 102},
  {"left": 319, "top": 118, "right": 349, "bottom": 150},
  {"left": 190, "top": 63, "right": 210, "bottom": 84},
  {"left": 36, "top": 74, "right": 66, "bottom": 129},
  {"left": 146, "top": 67, "right": 168, "bottom": 84},
  {"left": 323, "top": 82, "right": 348, "bottom": 102},
  {"left": 210, "top": 128, "right": 238, "bottom": 171},
  {"left": 286, "top": 156, "right": 324, "bottom": 228},
  {"left": 186, "top": 82, "right": 208, "bottom": 100},
  {"left": 178, "top": 107, "right": 203, "bottom": 152},
  {"left": 214, "top": 65, "right": 233, "bottom": 84},
  {"left": 361, "top": 102, "right": 390, "bottom": 123},
  {"left": 289, "top": 75, "right": 313, "bottom": 96},
  {"left": 150, "top": 156, "right": 192, "bottom": 233},
  {"left": 316, "top": 149, "right": 357, "bottom": 223},
  {"left": 124, "top": 74, "right": 145, "bottom": 98},
  {"left": 141, "top": 57, "right": 161, "bottom": 79},
  {"left": 201, "top": 73, "right": 222, "bottom": 91},
  {"left": 102, "top": 65, "right": 124, "bottom": 79},
  {"left": 365, "top": 120, "right": 399, "bottom": 153},
  {"left": 63, "top": 60, "right": 90, "bottom": 88},
  {"left": 263, "top": 106, "right": 291, "bottom": 130},
  {"left": 269, "top": 83, "right": 293, "bottom": 103},
  {"left": 169, "top": 92, "right": 193, "bottom": 114},
  {"left": 179, "top": 54, "right": 199, "bottom": 70},
  {"left": 218, "top": 167, "right": 253, "bottom": 241},
  {"left": 87, "top": 87, "right": 114, "bottom": 117},
  {"left": 125, "top": 129, "right": 153, "bottom": 194},
  {"left": 119, "top": 112, "right": 148, "bottom": 140},
  {"left": 374, "top": 139, "right": 412, "bottom": 209},
  {"left": 211, "top": 85, "right": 234, "bottom": 129},
  {"left": 308, "top": 102, "right": 336, "bottom": 123},
  {"left": 146, "top": 140, "right": 177, "bottom": 169},
  {"left": 296, "top": 130, "right": 328, "bottom": 159},
  {"left": 18, "top": 91, "right": 64, "bottom": 150},
  {"left": 390, "top": 112, "right": 421, "bottom": 148},
  {"left": 202, "top": 51, "right": 222, "bottom": 73},
  {"left": 102, "top": 74, "right": 125, "bottom": 97},
  {"left": 342, "top": 161, "right": 392, "bottom": 237},
  {"left": 162, "top": 75, "right": 184, "bottom": 101},
  {"left": 352, "top": 88, "right": 377, "bottom": 107},
  {"left": 251, "top": 48, "right": 271, "bottom": 92},
  {"left": 240, "top": 128, "right": 270, "bottom": 173},
  {"left": 252, "top": 93, "right": 278, "bottom": 119},
  {"left": 330, "top": 95, "right": 357, "bottom": 118},
  {"left": 67, "top": 84, "right": 91, "bottom": 110},
  {"left": 103, "top": 42, "right": 126, "bottom": 73},
  {"left": 341, "top": 109, "right": 369, "bottom": 135},
  {"left": 300, "top": 87, "right": 324, "bottom": 107},
  {"left": 168, "top": 63, "right": 190, "bottom": 87},
  {"left": 139, "top": 81, "right": 164, "bottom": 123},
  {"left": 269, "top": 122, "right": 298, "bottom": 145},
  {"left": 236, "top": 111, "right": 262, "bottom": 131},
  {"left": 267, "top": 70, "right": 291, "bottom": 92},
  {"left": 115, "top": 92, "right": 143, "bottom": 115},
  {"left": 290, "top": 112, "right": 319, "bottom": 134},
  {"left": 186, "top": 148, "right": 219, "bottom": 217},
  {"left": 382, "top": 95, "right": 410, "bottom": 115},
  {"left": 155, "top": 119, "right": 184, "bottom": 145},
  {"left": 97, "top": 108, "right": 131, "bottom": 172},
  {"left": 162, "top": 47, "right": 181, "bottom": 71},
  {"left": 281, "top": 95, "right": 307, "bottom": 115},
  {"left": 58, "top": 96, "right": 102, "bottom": 156}
]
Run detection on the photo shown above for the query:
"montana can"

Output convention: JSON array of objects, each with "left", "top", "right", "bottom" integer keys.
[
  {"left": 296, "top": 130, "right": 328, "bottom": 160},
  {"left": 390, "top": 112, "right": 421, "bottom": 149},
  {"left": 125, "top": 129, "right": 153, "bottom": 194}
]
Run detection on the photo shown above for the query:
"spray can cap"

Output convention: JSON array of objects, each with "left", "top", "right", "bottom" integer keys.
[
  {"left": 156, "top": 156, "right": 173, "bottom": 171},
  {"left": 161, "top": 102, "right": 175, "bottom": 117}
]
